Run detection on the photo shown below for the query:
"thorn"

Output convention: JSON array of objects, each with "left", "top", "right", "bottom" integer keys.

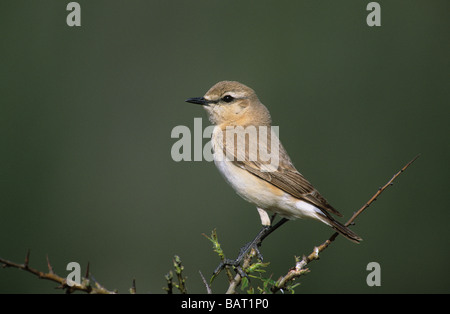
[
  {"left": 46, "top": 254, "right": 54, "bottom": 274},
  {"left": 24, "top": 249, "right": 30, "bottom": 269},
  {"left": 85, "top": 262, "right": 90, "bottom": 279}
]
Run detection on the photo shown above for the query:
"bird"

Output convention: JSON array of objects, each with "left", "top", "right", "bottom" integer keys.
[{"left": 186, "top": 81, "right": 361, "bottom": 272}]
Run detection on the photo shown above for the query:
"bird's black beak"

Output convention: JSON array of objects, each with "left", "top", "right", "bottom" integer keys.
[{"left": 185, "top": 97, "right": 209, "bottom": 106}]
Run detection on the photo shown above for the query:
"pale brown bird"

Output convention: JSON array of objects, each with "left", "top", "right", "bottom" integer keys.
[{"left": 186, "top": 81, "right": 361, "bottom": 271}]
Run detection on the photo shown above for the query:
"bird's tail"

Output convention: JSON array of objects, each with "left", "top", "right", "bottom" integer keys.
[{"left": 317, "top": 213, "right": 362, "bottom": 243}]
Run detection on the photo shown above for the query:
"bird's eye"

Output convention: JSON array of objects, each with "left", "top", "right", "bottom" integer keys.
[{"left": 222, "top": 95, "right": 234, "bottom": 103}]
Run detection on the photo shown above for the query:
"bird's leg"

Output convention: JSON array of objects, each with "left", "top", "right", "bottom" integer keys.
[
  {"left": 213, "top": 217, "right": 289, "bottom": 277},
  {"left": 260, "top": 217, "right": 289, "bottom": 243},
  {"left": 270, "top": 213, "right": 278, "bottom": 224}
]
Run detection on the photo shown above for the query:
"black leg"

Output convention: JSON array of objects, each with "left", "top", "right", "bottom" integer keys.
[{"left": 260, "top": 217, "right": 289, "bottom": 243}]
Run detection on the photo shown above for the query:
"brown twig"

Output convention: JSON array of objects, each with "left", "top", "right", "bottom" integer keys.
[
  {"left": 0, "top": 251, "right": 116, "bottom": 294},
  {"left": 46, "top": 255, "right": 54, "bottom": 274},
  {"left": 271, "top": 154, "right": 420, "bottom": 293},
  {"left": 225, "top": 249, "right": 256, "bottom": 294}
]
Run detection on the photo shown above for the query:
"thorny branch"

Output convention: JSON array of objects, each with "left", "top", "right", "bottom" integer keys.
[
  {"left": 0, "top": 250, "right": 117, "bottom": 294},
  {"left": 224, "top": 155, "right": 420, "bottom": 294}
]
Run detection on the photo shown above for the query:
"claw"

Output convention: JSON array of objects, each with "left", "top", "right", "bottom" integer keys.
[{"left": 212, "top": 258, "right": 237, "bottom": 277}]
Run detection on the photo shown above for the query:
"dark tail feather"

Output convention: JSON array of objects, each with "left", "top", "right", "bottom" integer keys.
[{"left": 318, "top": 213, "right": 362, "bottom": 243}]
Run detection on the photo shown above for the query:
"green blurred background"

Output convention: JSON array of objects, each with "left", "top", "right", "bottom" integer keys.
[{"left": 1, "top": 0, "right": 449, "bottom": 293}]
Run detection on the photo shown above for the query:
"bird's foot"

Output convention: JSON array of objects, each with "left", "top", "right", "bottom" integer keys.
[{"left": 212, "top": 227, "right": 268, "bottom": 279}]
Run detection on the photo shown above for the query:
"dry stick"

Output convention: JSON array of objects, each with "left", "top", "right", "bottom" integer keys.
[
  {"left": 0, "top": 251, "right": 116, "bottom": 294},
  {"left": 225, "top": 155, "right": 419, "bottom": 294},
  {"left": 271, "top": 154, "right": 420, "bottom": 293}
]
